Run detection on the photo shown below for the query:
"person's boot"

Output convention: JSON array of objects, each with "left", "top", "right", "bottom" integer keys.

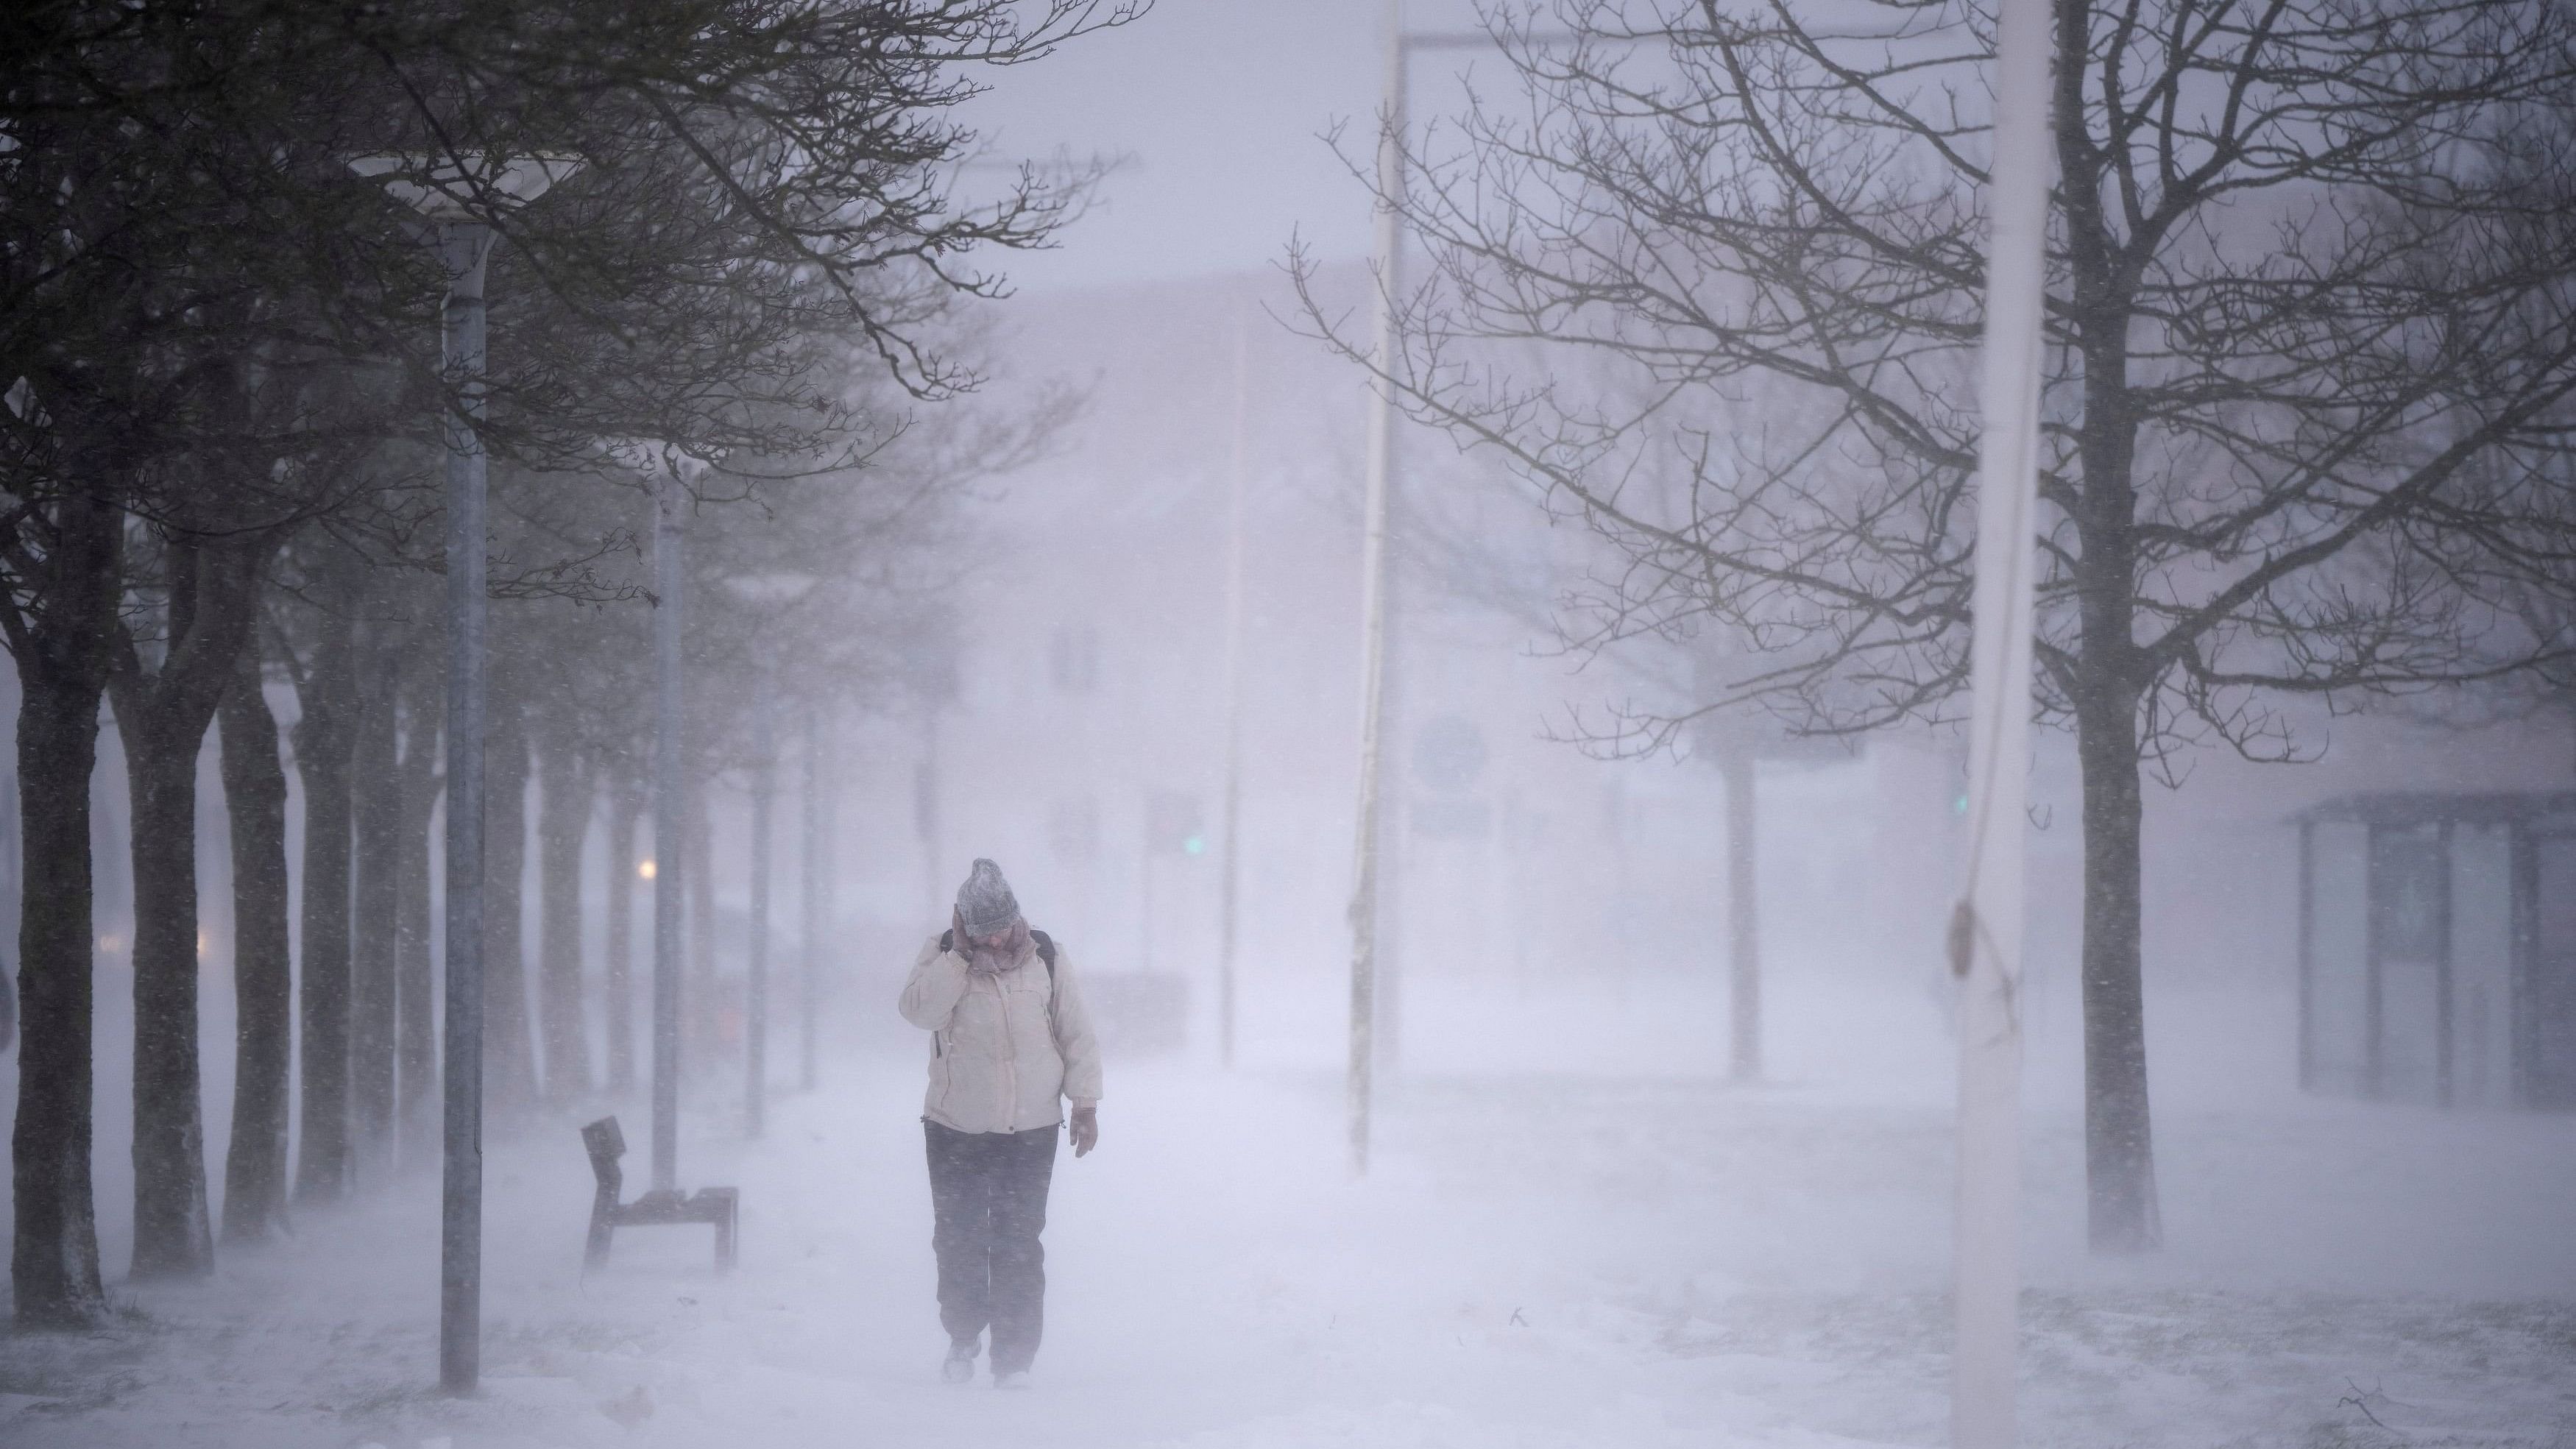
[
  {"left": 993, "top": 1369, "right": 1030, "bottom": 1390},
  {"left": 942, "top": 1339, "right": 978, "bottom": 1384}
]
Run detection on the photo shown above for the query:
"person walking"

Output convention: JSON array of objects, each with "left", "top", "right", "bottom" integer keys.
[{"left": 899, "top": 857, "right": 1103, "bottom": 1388}]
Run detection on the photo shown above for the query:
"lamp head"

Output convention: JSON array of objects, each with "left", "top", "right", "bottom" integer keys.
[
  {"left": 721, "top": 572, "right": 821, "bottom": 606},
  {"left": 603, "top": 436, "right": 719, "bottom": 483},
  {"left": 349, "top": 152, "right": 581, "bottom": 222}
]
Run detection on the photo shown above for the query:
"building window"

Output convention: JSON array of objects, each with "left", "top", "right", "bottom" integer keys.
[
  {"left": 1050, "top": 797, "right": 1099, "bottom": 862},
  {"left": 1050, "top": 625, "right": 1099, "bottom": 694}
]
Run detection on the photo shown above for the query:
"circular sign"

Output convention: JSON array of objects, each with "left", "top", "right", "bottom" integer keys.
[{"left": 1412, "top": 715, "right": 1488, "bottom": 794}]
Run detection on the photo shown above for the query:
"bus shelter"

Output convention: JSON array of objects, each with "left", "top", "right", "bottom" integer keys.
[{"left": 2297, "top": 790, "right": 2576, "bottom": 1109}]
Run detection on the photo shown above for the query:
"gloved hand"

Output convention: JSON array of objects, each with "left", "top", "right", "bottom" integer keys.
[
  {"left": 952, "top": 907, "right": 1011, "bottom": 974},
  {"left": 1069, "top": 1102, "right": 1099, "bottom": 1158}
]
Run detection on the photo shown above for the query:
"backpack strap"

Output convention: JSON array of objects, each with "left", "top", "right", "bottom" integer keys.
[{"left": 1029, "top": 931, "right": 1060, "bottom": 1037}]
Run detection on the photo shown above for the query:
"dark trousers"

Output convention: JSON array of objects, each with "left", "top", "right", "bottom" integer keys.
[{"left": 924, "top": 1119, "right": 1059, "bottom": 1374}]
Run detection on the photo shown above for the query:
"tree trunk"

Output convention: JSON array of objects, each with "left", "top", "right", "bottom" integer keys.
[
  {"left": 109, "top": 532, "right": 261, "bottom": 1278},
  {"left": 2056, "top": 35, "right": 2163, "bottom": 1254},
  {"left": 13, "top": 686, "right": 111, "bottom": 1322},
  {"left": 8, "top": 491, "right": 120, "bottom": 1328},
  {"left": 347, "top": 628, "right": 402, "bottom": 1176},
  {"left": 219, "top": 644, "right": 293, "bottom": 1244},
  {"left": 292, "top": 600, "right": 359, "bottom": 1204},
  {"left": 115, "top": 714, "right": 216, "bottom": 1277},
  {"left": 394, "top": 670, "right": 441, "bottom": 1162},
  {"left": 484, "top": 696, "right": 537, "bottom": 1112},
  {"left": 746, "top": 696, "right": 773, "bottom": 1138},
  {"left": 800, "top": 711, "right": 830, "bottom": 1091},
  {"left": 1, "top": 769, "right": 21, "bottom": 1055},
  {"left": 534, "top": 731, "right": 592, "bottom": 1102},
  {"left": 604, "top": 770, "right": 642, "bottom": 1092},
  {"left": 687, "top": 787, "right": 718, "bottom": 1058},
  {"left": 2076, "top": 683, "right": 2162, "bottom": 1251},
  {"left": 1724, "top": 757, "right": 1761, "bottom": 1083}
]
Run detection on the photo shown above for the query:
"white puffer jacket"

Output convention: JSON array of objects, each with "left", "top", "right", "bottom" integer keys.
[{"left": 898, "top": 932, "right": 1103, "bottom": 1134}]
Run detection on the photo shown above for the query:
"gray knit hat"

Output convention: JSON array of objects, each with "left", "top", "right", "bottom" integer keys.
[{"left": 955, "top": 857, "right": 1022, "bottom": 935}]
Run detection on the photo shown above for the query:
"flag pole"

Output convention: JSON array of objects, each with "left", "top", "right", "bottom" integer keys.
[{"left": 1952, "top": 0, "right": 2056, "bottom": 1442}]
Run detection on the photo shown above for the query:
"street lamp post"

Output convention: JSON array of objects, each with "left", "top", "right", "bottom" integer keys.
[
  {"left": 647, "top": 450, "right": 704, "bottom": 1195},
  {"left": 745, "top": 671, "right": 774, "bottom": 1138},
  {"left": 1345, "top": 0, "right": 1407, "bottom": 1181},
  {"left": 430, "top": 209, "right": 495, "bottom": 1404},
  {"left": 608, "top": 439, "right": 713, "bottom": 1194},
  {"left": 350, "top": 150, "right": 575, "bottom": 1397},
  {"left": 1345, "top": 8, "right": 1579, "bottom": 1175},
  {"left": 1217, "top": 305, "right": 1251, "bottom": 1071},
  {"left": 800, "top": 702, "right": 830, "bottom": 1091}
]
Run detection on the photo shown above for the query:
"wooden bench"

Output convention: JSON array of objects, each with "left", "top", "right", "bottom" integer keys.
[{"left": 581, "top": 1116, "right": 737, "bottom": 1272}]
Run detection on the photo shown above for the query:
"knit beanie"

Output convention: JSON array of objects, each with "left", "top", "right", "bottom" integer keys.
[{"left": 955, "top": 857, "right": 1022, "bottom": 935}]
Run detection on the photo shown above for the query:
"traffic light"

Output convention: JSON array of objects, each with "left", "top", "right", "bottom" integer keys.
[{"left": 1147, "top": 790, "right": 1204, "bottom": 857}]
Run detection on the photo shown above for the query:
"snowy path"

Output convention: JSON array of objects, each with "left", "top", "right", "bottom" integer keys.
[{"left": 5, "top": 1058, "right": 2575, "bottom": 1448}]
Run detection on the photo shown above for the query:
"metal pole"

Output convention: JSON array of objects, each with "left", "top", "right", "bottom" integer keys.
[
  {"left": 1953, "top": 0, "right": 2055, "bottom": 1440},
  {"left": 1139, "top": 849, "right": 1155, "bottom": 975},
  {"left": 1346, "top": 0, "right": 1406, "bottom": 1178},
  {"left": 746, "top": 673, "right": 774, "bottom": 1138},
  {"left": 917, "top": 709, "right": 940, "bottom": 908},
  {"left": 1725, "top": 757, "right": 1761, "bottom": 1083},
  {"left": 800, "top": 703, "right": 825, "bottom": 1091},
  {"left": 1373, "top": 511, "right": 1409, "bottom": 1082},
  {"left": 1217, "top": 307, "right": 1251, "bottom": 1070},
  {"left": 436, "top": 219, "right": 493, "bottom": 1397},
  {"left": 651, "top": 464, "right": 687, "bottom": 1194}
]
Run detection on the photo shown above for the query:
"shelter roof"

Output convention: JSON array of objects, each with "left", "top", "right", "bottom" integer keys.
[{"left": 2294, "top": 790, "right": 2576, "bottom": 828}]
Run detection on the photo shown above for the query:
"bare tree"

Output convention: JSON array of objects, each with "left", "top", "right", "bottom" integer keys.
[
  {"left": 347, "top": 612, "right": 406, "bottom": 1172},
  {"left": 531, "top": 718, "right": 596, "bottom": 1102},
  {"left": 601, "top": 769, "right": 645, "bottom": 1092},
  {"left": 0, "top": 483, "right": 120, "bottom": 1326},
  {"left": 392, "top": 651, "right": 444, "bottom": 1160},
  {"left": 484, "top": 643, "right": 542, "bottom": 1113},
  {"left": 5, "top": 0, "right": 1142, "bottom": 1323},
  {"left": 282, "top": 542, "right": 364, "bottom": 1202},
  {"left": 107, "top": 524, "right": 269, "bottom": 1278},
  {"left": 216, "top": 638, "right": 295, "bottom": 1244},
  {"left": 1298, "top": 0, "right": 2576, "bottom": 1250}
]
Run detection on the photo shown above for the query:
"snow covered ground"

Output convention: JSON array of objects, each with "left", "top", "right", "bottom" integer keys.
[{"left": 5, "top": 985, "right": 2575, "bottom": 1449}]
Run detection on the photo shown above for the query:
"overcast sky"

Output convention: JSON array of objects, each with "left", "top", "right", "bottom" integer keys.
[{"left": 964, "top": 0, "right": 1494, "bottom": 294}]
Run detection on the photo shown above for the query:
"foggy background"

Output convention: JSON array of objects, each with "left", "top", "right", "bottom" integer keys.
[{"left": 5, "top": 1, "right": 2575, "bottom": 1446}]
